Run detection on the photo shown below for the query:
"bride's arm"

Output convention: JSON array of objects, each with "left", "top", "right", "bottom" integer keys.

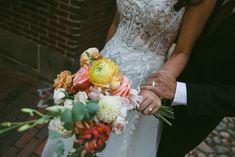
[
  {"left": 106, "top": 11, "right": 120, "bottom": 42},
  {"left": 160, "top": 0, "right": 216, "bottom": 78}
]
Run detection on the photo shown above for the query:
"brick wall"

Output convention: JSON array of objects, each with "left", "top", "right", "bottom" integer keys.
[
  {"left": 0, "top": 0, "right": 116, "bottom": 81},
  {"left": 0, "top": 0, "right": 116, "bottom": 55}
]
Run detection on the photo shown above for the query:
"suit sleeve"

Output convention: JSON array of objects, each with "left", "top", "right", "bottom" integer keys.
[{"left": 186, "top": 83, "right": 235, "bottom": 117}]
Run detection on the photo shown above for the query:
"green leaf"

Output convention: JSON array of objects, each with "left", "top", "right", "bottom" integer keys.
[
  {"left": 86, "top": 101, "right": 99, "bottom": 114},
  {"left": 1, "top": 122, "right": 12, "bottom": 127},
  {"left": 18, "top": 124, "right": 31, "bottom": 132},
  {"left": 72, "top": 102, "right": 86, "bottom": 121},
  {"left": 36, "top": 117, "right": 50, "bottom": 125},
  {"left": 48, "top": 130, "right": 62, "bottom": 139},
  {"left": 21, "top": 108, "right": 34, "bottom": 116},
  {"left": 46, "top": 106, "right": 64, "bottom": 113},
  {"left": 61, "top": 109, "right": 73, "bottom": 123},
  {"left": 54, "top": 140, "right": 65, "bottom": 156}
]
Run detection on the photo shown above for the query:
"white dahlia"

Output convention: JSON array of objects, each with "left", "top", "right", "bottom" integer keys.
[{"left": 97, "top": 96, "right": 122, "bottom": 123}]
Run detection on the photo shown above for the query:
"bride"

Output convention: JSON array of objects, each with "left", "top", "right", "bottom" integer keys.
[{"left": 42, "top": 0, "right": 215, "bottom": 156}]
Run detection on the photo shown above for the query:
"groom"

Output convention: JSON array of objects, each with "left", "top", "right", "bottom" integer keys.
[{"left": 142, "top": 0, "right": 235, "bottom": 156}]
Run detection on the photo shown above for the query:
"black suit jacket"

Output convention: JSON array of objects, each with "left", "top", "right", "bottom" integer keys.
[{"left": 178, "top": 12, "right": 235, "bottom": 117}]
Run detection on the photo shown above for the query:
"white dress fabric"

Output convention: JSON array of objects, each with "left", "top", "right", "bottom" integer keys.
[{"left": 42, "top": 0, "right": 184, "bottom": 157}]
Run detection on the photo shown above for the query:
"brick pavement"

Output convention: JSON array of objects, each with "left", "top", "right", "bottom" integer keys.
[{"left": 0, "top": 67, "right": 49, "bottom": 157}]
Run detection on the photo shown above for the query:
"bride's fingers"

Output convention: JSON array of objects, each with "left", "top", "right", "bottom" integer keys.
[
  {"left": 143, "top": 102, "right": 156, "bottom": 115},
  {"left": 150, "top": 102, "right": 161, "bottom": 115},
  {"left": 139, "top": 98, "right": 152, "bottom": 112}
]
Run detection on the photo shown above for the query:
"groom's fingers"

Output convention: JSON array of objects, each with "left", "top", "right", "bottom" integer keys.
[
  {"left": 148, "top": 70, "right": 168, "bottom": 79},
  {"left": 144, "top": 78, "right": 156, "bottom": 86},
  {"left": 141, "top": 86, "right": 161, "bottom": 96}
]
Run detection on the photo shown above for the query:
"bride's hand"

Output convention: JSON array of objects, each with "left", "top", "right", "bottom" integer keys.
[{"left": 138, "top": 90, "right": 161, "bottom": 115}]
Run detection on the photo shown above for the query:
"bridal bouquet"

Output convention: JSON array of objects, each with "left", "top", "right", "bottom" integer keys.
[{"left": 0, "top": 48, "right": 174, "bottom": 157}]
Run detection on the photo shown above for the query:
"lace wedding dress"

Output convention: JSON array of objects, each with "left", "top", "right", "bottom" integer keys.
[{"left": 42, "top": 0, "right": 184, "bottom": 157}]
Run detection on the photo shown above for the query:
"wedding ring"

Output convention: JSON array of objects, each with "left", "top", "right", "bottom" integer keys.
[
  {"left": 148, "top": 107, "right": 153, "bottom": 112},
  {"left": 152, "top": 81, "right": 157, "bottom": 87}
]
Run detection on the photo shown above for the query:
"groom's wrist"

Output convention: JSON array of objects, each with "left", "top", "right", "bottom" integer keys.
[{"left": 171, "top": 82, "right": 187, "bottom": 106}]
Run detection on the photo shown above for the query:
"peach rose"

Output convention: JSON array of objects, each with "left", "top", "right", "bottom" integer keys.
[
  {"left": 110, "top": 71, "right": 123, "bottom": 91},
  {"left": 73, "top": 65, "right": 91, "bottom": 90},
  {"left": 53, "top": 70, "right": 73, "bottom": 89},
  {"left": 110, "top": 76, "right": 131, "bottom": 97},
  {"left": 80, "top": 48, "right": 103, "bottom": 66}
]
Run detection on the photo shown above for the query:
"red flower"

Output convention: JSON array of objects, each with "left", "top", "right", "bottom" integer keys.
[{"left": 75, "top": 123, "right": 112, "bottom": 154}]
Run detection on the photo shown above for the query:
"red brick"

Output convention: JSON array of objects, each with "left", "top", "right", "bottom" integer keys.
[
  {"left": 2, "top": 146, "right": 19, "bottom": 157},
  {"left": 48, "top": 32, "right": 66, "bottom": 43},
  {"left": 31, "top": 0, "right": 48, "bottom": 11},
  {"left": 49, "top": 6, "right": 68, "bottom": 18},
  {"left": 40, "top": 35, "right": 56, "bottom": 45},
  {"left": 34, "top": 139, "right": 47, "bottom": 156},
  {"left": 39, "top": 9, "right": 57, "bottom": 20},
  {"left": 16, "top": 138, "right": 41, "bottom": 157},
  {"left": 49, "top": 19, "right": 67, "bottom": 31},
  {"left": 59, "top": 3, "right": 81, "bottom": 14},
  {"left": 0, "top": 0, "right": 116, "bottom": 56},
  {"left": 15, "top": 128, "right": 38, "bottom": 149}
]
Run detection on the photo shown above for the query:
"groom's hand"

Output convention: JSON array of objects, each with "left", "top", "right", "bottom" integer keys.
[{"left": 141, "top": 70, "right": 176, "bottom": 100}]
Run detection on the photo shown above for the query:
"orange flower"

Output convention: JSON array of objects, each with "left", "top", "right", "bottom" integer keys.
[{"left": 53, "top": 70, "right": 73, "bottom": 89}]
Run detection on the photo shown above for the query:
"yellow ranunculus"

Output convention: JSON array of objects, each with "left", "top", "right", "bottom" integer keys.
[{"left": 88, "top": 58, "right": 120, "bottom": 87}]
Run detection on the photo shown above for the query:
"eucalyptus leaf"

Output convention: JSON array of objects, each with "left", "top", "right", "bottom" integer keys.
[
  {"left": 84, "top": 112, "right": 91, "bottom": 120},
  {"left": 61, "top": 109, "right": 73, "bottom": 123},
  {"left": 86, "top": 101, "right": 99, "bottom": 114},
  {"left": 64, "top": 122, "right": 73, "bottom": 130},
  {"left": 72, "top": 102, "right": 86, "bottom": 121}
]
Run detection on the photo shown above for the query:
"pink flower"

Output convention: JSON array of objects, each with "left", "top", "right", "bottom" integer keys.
[
  {"left": 80, "top": 48, "right": 103, "bottom": 66},
  {"left": 88, "top": 87, "right": 103, "bottom": 101},
  {"left": 73, "top": 65, "right": 91, "bottom": 91},
  {"left": 110, "top": 76, "right": 131, "bottom": 97}
]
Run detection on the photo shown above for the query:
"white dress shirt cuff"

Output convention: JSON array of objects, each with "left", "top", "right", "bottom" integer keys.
[{"left": 172, "top": 82, "right": 187, "bottom": 106}]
